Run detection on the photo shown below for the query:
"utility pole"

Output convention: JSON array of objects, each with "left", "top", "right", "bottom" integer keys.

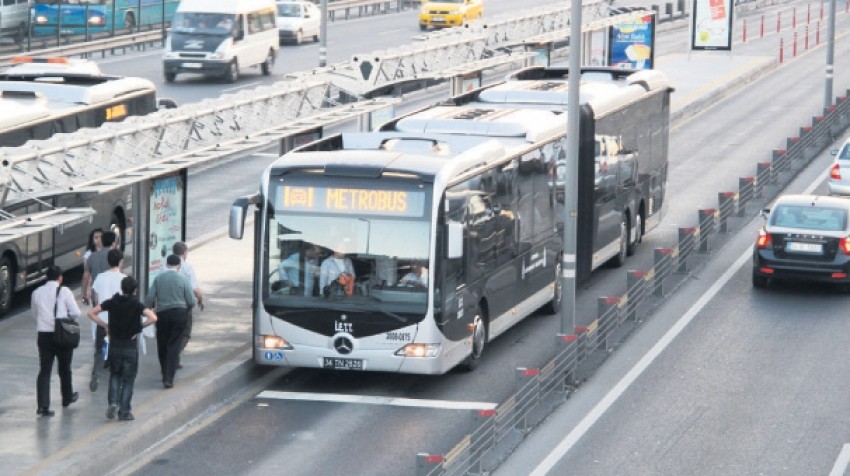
[
  {"left": 825, "top": 0, "right": 836, "bottom": 108},
  {"left": 561, "top": 0, "right": 582, "bottom": 335},
  {"left": 319, "top": 0, "right": 328, "bottom": 67}
]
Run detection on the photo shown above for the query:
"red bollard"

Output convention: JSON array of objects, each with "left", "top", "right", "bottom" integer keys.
[
  {"left": 817, "top": 21, "right": 820, "bottom": 45},
  {"left": 793, "top": 31, "right": 798, "bottom": 57},
  {"left": 760, "top": 15, "right": 765, "bottom": 37},
  {"left": 743, "top": 19, "right": 747, "bottom": 42},
  {"left": 805, "top": 25, "right": 809, "bottom": 50},
  {"left": 807, "top": 3, "right": 811, "bottom": 23},
  {"left": 777, "top": 11, "right": 781, "bottom": 33},
  {"left": 821, "top": 0, "right": 824, "bottom": 20},
  {"left": 780, "top": 37, "right": 784, "bottom": 63},
  {"left": 793, "top": 6, "right": 796, "bottom": 28}
]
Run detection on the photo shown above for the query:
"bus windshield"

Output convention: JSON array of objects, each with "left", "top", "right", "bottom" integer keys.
[{"left": 263, "top": 181, "right": 432, "bottom": 316}]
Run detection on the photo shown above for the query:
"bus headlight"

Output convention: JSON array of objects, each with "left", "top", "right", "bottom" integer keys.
[
  {"left": 257, "top": 335, "right": 293, "bottom": 350},
  {"left": 35, "top": 15, "right": 48, "bottom": 24},
  {"left": 88, "top": 16, "right": 104, "bottom": 25},
  {"left": 395, "top": 343, "right": 441, "bottom": 358}
]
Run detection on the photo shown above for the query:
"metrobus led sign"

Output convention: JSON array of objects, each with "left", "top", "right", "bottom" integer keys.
[{"left": 280, "top": 186, "right": 426, "bottom": 217}]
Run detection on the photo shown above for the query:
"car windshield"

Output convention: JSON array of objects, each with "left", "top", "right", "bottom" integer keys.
[
  {"left": 173, "top": 12, "right": 236, "bottom": 34},
  {"left": 770, "top": 204, "right": 848, "bottom": 231},
  {"left": 277, "top": 3, "right": 302, "bottom": 17}
]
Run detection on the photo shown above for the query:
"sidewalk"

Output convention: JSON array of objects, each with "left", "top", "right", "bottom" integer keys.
[{"left": 0, "top": 52, "right": 776, "bottom": 475}]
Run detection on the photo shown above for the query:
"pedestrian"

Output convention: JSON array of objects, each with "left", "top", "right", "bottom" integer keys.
[
  {"left": 172, "top": 241, "right": 204, "bottom": 361},
  {"left": 87, "top": 276, "right": 157, "bottom": 421},
  {"left": 80, "top": 227, "right": 103, "bottom": 306},
  {"left": 32, "top": 265, "right": 81, "bottom": 417},
  {"left": 145, "top": 254, "right": 195, "bottom": 389},
  {"left": 83, "top": 230, "right": 118, "bottom": 392}
]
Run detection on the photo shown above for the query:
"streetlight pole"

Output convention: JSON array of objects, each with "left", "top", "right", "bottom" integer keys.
[
  {"left": 561, "top": 0, "right": 581, "bottom": 335},
  {"left": 319, "top": 0, "right": 328, "bottom": 67},
  {"left": 825, "top": 0, "right": 836, "bottom": 108}
]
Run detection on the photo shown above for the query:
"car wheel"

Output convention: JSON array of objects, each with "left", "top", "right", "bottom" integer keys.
[
  {"left": 224, "top": 60, "right": 239, "bottom": 83},
  {"left": 752, "top": 270, "right": 769, "bottom": 288},
  {"left": 462, "top": 309, "right": 487, "bottom": 371},
  {"left": 261, "top": 49, "right": 274, "bottom": 75},
  {"left": 419, "top": 24, "right": 427, "bottom": 31},
  {"left": 164, "top": 72, "right": 176, "bottom": 83},
  {"left": 627, "top": 211, "right": 642, "bottom": 256},
  {"left": 540, "top": 258, "right": 562, "bottom": 314},
  {"left": 0, "top": 256, "right": 13, "bottom": 317}
]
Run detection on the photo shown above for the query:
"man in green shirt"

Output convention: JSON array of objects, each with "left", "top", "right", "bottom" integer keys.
[{"left": 146, "top": 254, "right": 195, "bottom": 388}]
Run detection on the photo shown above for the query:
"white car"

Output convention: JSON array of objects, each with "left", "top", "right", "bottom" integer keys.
[
  {"left": 828, "top": 137, "right": 850, "bottom": 196},
  {"left": 275, "top": 1, "right": 320, "bottom": 44}
]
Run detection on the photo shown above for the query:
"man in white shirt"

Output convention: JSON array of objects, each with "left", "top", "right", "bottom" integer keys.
[
  {"left": 173, "top": 242, "right": 204, "bottom": 356},
  {"left": 89, "top": 249, "right": 126, "bottom": 392},
  {"left": 32, "top": 265, "right": 81, "bottom": 416}
]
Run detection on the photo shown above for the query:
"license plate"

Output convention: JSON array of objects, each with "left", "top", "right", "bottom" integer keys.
[
  {"left": 323, "top": 357, "right": 363, "bottom": 370},
  {"left": 786, "top": 242, "right": 823, "bottom": 253},
  {"left": 431, "top": 15, "right": 444, "bottom": 22},
  {"left": 182, "top": 62, "right": 202, "bottom": 69}
]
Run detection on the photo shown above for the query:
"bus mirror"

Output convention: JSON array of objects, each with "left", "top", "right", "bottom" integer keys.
[
  {"left": 447, "top": 222, "right": 463, "bottom": 259},
  {"left": 230, "top": 196, "right": 253, "bottom": 240}
]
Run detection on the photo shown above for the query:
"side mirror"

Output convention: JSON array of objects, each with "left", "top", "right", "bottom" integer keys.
[
  {"left": 447, "top": 222, "right": 463, "bottom": 259},
  {"left": 157, "top": 98, "right": 178, "bottom": 109},
  {"left": 230, "top": 194, "right": 257, "bottom": 239},
  {"left": 760, "top": 208, "right": 770, "bottom": 219},
  {"left": 832, "top": 149, "right": 839, "bottom": 156}
]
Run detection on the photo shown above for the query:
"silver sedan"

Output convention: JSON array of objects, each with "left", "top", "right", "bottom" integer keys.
[{"left": 828, "top": 137, "right": 850, "bottom": 195}]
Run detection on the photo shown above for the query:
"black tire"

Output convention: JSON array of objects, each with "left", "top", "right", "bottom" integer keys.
[
  {"left": 752, "top": 271, "right": 769, "bottom": 288},
  {"left": 627, "top": 211, "right": 642, "bottom": 256},
  {"left": 0, "top": 256, "right": 13, "bottom": 317},
  {"left": 261, "top": 49, "right": 274, "bottom": 75},
  {"left": 461, "top": 308, "right": 487, "bottom": 371},
  {"left": 164, "top": 72, "right": 176, "bottom": 83},
  {"left": 224, "top": 60, "right": 238, "bottom": 83},
  {"left": 541, "top": 257, "right": 563, "bottom": 314},
  {"left": 610, "top": 214, "right": 627, "bottom": 268},
  {"left": 419, "top": 24, "right": 427, "bottom": 31}
]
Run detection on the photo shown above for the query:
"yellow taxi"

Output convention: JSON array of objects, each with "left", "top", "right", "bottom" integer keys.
[{"left": 419, "top": 0, "right": 483, "bottom": 31}]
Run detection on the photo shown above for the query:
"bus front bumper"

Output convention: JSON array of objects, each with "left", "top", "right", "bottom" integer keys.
[{"left": 255, "top": 345, "right": 449, "bottom": 375}]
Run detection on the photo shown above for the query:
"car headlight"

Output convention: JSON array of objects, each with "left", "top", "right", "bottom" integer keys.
[{"left": 395, "top": 343, "right": 441, "bottom": 358}]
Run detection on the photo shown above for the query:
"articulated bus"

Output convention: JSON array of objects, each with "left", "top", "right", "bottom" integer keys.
[
  {"left": 229, "top": 67, "right": 672, "bottom": 374},
  {"left": 32, "top": 0, "right": 179, "bottom": 36},
  {"left": 0, "top": 57, "right": 174, "bottom": 315}
]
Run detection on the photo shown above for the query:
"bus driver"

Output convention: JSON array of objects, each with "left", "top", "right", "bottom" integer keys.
[{"left": 319, "top": 238, "right": 355, "bottom": 297}]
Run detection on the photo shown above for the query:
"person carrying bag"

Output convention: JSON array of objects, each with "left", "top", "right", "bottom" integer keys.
[{"left": 32, "top": 265, "right": 82, "bottom": 417}]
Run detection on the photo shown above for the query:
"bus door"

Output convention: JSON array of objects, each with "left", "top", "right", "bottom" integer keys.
[
  {"left": 593, "top": 136, "right": 621, "bottom": 255},
  {"left": 23, "top": 202, "right": 52, "bottom": 280},
  {"left": 437, "top": 189, "right": 475, "bottom": 344}
]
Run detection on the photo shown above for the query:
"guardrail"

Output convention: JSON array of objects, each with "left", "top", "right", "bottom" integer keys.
[
  {"left": 413, "top": 91, "right": 850, "bottom": 476},
  {"left": 0, "top": 30, "right": 163, "bottom": 65}
]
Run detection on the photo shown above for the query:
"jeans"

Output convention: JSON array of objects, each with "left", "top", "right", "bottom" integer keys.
[
  {"left": 93, "top": 325, "right": 107, "bottom": 374},
  {"left": 108, "top": 342, "right": 139, "bottom": 416},
  {"left": 37, "top": 332, "right": 74, "bottom": 409}
]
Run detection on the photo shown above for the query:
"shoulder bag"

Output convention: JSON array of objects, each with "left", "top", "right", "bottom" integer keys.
[{"left": 53, "top": 286, "right": 80, "bottom": 349}]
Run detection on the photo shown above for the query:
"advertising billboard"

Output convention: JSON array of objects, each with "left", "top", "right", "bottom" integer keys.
[
  {"left": 608, "top": 14, "right": 656, "bottom": 69},
  {"left": 692, "top": 0, "right": 734, "bottom": 50}
]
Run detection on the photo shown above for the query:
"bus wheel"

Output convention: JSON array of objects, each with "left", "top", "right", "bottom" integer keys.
[
  {"left": 462, "top": 310, "right": 487, "bottom": 371},
  {"left": 225, "top": 60, "right": 239, "bottom": 83},
  {"left": 261, "top": 49, "right": 274, "bottom": 76},
  {"left": 627, "top": 212, "right": 642, "bottom": 256},
  {"left": 164, "top": 72, "right": 176, "bottom": 83},
  {"left": 0, "top": 257, "right": 14, "bottom": 316},
  {"left": 125, "top": 12, "right": 136, "bottom": 29},
  {"left": 611, "top": 215, "right": 627, "bottom": 268},
  {"left": 541, "top": 258, "right": 562, "bottom": 314}
]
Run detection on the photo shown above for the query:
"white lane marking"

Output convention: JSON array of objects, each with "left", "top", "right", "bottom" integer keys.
[
  {"left": 257, "top": 390, "right": 497, "bottom": 410},
  {"left": 830, "top": 444, "right": 850, "bottom": 476},
  {"left": 221, "top": 81, "right": 263, "bottom": 93},
  {"left": 530, "top": 165, "right": 830, "bottom": 475},
  {"left": 253, "top": 152, "right": 280, "bottom": 158}
]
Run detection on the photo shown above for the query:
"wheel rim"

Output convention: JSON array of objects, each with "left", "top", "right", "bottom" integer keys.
[
  {"left": 471, "top": 315, "right": 485, "bottom": 358},
  {"left": 0, "top": 263, "right": 12, "bottom": 311},
  {"left": 553, "top": 260, "right": 562, "bottom": 305}
]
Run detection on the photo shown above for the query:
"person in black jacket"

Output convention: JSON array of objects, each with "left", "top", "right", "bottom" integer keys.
[{"left": 87, "top": 276, "right": 157, "bottom": 421}]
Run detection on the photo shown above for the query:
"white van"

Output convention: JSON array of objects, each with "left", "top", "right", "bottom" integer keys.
[
  {"left": 163, "top": 0, "right": 279, "bottom": 83},
  {"left": 0, "top": 0, "right": 29, "bottom": 42}
]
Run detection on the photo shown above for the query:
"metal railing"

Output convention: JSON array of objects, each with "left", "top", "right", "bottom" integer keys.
[{"left": 414, "top": 91, "right": 850, "bottom": 476}]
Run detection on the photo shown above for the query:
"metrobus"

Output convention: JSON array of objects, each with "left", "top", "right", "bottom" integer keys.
[
  {"left": 32, "top": 0, "right": 180, "bottom": 36},
  {"left": 0, "top": 57, "right": 174, "bottom": 315},
  {"left": 229, "top": 67, "right": 672, "bottom": 374}
]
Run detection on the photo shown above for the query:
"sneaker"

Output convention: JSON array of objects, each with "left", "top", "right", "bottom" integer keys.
[
  {"left": 36, "top": 407, "right": 55, "bottom": 417},
  {"left": 117, "top": 413, "right": 135, "bottom": 421},
  {"left": 89, "top": 371, "right": 100, "bottom": 392},
  {"left": 106, "top": 404, "right": 117, "bottom": 420}
]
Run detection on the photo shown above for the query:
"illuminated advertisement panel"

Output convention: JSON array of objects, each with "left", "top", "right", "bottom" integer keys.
[
  {"left": 608, "top": 14, "right": 656, "bottom": 69},
  {"left": 147, "top": 172, "right": 186, "bottom": 286},
  {"left": 692, "top": 0, "right": 734, "bottom": 50}
]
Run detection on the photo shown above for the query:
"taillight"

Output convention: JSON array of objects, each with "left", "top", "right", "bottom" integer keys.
[
  {"left": 840, "top": 237, "right": 850, "bottom": 254},
  {"left": 756, "top": 229, "right": 771, "bottom": 249},
  {"left": 831, "top": 163, "right": 842, "bottom": 180}
]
